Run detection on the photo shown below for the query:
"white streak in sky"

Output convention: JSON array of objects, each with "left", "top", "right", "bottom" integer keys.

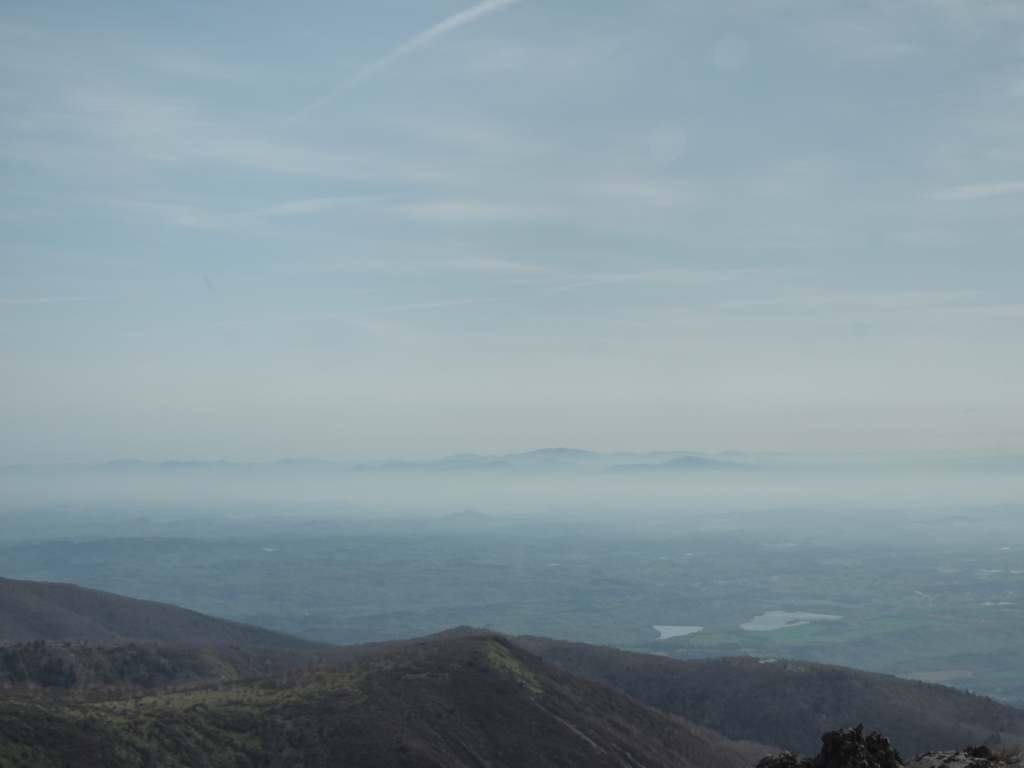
[
  {"left": 933, "top": 181, "right": 1024, "bottom": 200},
  {"left": 0, "top": 297, "right": 97, "bottom": 306},
  {"left": 292, "top": 0, "right": 521, "bottom": 121}
]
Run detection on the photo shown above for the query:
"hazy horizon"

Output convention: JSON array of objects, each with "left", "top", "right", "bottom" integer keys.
[
  {"left": 5, "top": 443, "right": 1024, "bottom": 466},
  {"left": 3, "top": 447, "right": 1022, "bottom": 534}
]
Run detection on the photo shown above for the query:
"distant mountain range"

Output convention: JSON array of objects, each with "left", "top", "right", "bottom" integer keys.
[
  {"left": 0, "top": 447, "right": 748, "bottom": 474},
  {"left": 5, "top": 447, "right": 1023, "bottom": 475},
  {"left": 606, "top": 455, "right": 753, "bottom": 472},
  {"left": 4, "top": 448, "right": 1022, "bottom": 526}
]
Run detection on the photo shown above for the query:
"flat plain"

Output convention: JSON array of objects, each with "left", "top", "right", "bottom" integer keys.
[{"left": 1, "top": 503, "right": 1022, "bottom": 703}]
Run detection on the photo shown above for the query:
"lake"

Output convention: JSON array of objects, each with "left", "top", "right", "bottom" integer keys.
[{"left": 653, "top": 625, "right": 704, "bottom": 639}]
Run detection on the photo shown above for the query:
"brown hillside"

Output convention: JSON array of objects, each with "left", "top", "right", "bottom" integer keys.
[
  {"left": 0, "top": 576, "right": 321, "bottom": 649},
  {"left": 516, "top": 636, "right": 1024, "bottom": 757},
  {"left": 0, "top": 634, "right": 749, "bottom": 768}
]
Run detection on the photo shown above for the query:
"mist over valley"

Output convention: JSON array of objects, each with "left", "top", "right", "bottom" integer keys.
[{"left": 2, "top": 448, "right": 1024, "bottom": 706}]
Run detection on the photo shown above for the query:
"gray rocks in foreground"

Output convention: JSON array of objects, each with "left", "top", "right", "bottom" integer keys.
[
  {"left": 907, "top": 746, "right": 1020, "bottom": 768},
  {"left": 757, "top": 725, "right": 1020, "bottom": 768}
]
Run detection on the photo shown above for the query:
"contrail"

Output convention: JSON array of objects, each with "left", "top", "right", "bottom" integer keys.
[{"left": 291, "top": 0, "right": 521, "bottom": 121}]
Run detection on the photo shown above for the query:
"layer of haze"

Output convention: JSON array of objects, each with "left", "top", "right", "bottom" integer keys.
[
  {"left": 3, "top": 450, "right": 1023, "bottom": 536},
  {"left": 2, "top": 1, "right": 1024, "bottom": 464}
]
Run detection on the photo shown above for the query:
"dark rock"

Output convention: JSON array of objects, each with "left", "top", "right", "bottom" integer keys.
[
  {"left": 904, "top": 746, "right": 1016, "bottom": 768},
  {"left": 757, "top": 751, "right": 803, "bottom": 768},
  {"left": 966, "top": 748, "right": 998, "bottom": 761},
  {"left": 757, "top": 725, "right": 903, "bottom": 768},
  {"left": 758, "top": 727, "right": 1020, "bottom": 768}
]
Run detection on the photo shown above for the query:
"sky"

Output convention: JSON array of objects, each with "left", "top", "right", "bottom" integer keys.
[{"left": 2, "top": 0, "right": 1024, "bottom": 464}]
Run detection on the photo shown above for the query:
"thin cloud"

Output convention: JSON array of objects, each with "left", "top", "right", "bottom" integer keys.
[
  {"left": 262, "top": 197, "right": 373, "bottom": 216},
  {"left": 0, "top": 297, "right": 98, "bottom": 306},
  {"left": 932, "top": 182, "right": 1024, "bottom": 200},
  {"left": 349, "top": 295, "right": 517, "bottom": 316},
  {"left": 547, "top": 269, "right": 749, "bottom": 295},
  {"left": 445, "top": 258, "right": 558, "bottom": 278},
  {"left": 291, "top": 0, "right": 521, "bottom": 121}
]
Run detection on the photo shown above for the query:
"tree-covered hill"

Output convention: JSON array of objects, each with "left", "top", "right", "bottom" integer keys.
[
  {"left": 516, "top": 636, "right": 1024, "bottom": 757},
  {"left": 0, "top": 634, "right": 747, "bottom": 768},
  {"left": 0, "top": 639, "right": 325, "bottom": 690},
  {"left": 0, "top": 576, "right": 323, "bottom": 649}
]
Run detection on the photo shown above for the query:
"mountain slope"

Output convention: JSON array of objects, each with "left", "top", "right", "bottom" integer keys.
[
  {"left": 0, "top": 638, "right": 332, "bottom": 688},
  {"left": 0, "top": 576, "right": 321, "bottom": 649},
  {"left": 516, "top": 637, "right": 1024, "bottom": 757},
  {"left": 0, "top": 634, "right": 748, "bottom": 768}
]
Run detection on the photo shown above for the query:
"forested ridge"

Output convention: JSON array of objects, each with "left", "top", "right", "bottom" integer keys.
[
  {"left": 0, "top": 635, "right": 746, "bottom": 768},
  {"left": 517, "top": 636, "right": 1024, "bottom": 756}
]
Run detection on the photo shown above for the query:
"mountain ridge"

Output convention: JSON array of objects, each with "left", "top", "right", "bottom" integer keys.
[
  {"left": 3, "top": 576, "right": 1024, "bottom": 763},
  {"left": 0, "top": 633, "right": 750, "bottom": 768},
  {"left": 0, "top": 575, "right": 322, "bottom": 649},
  {"left": 516, "top": 636, "right": 1024, "bottom": 757}
]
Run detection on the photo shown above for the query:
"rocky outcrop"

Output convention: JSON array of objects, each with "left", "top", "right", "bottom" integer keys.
[
  {"left": 757, "top": 726, "right": 1020, "bottom": 768},
  {"left": 757, "top": 725, "right": 903, "bottom": 768},
  {"left": 906, "top": 746, "right": 1021, "bottom": 768}
]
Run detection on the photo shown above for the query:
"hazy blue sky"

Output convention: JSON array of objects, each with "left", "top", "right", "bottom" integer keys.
[{"left": 2, "top": 0, "right": 1023, "bottom": 463}]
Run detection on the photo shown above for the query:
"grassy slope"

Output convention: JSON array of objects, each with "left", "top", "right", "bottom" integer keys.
[
  {"left": 0, "top": 576, "right": 322, "bottom": 649},
  {"left": 0, "top": 639, "right": 333, "bottom": 689},
  {"left": 516, "top": 636, "right": 1024, "bottom": 757},
  {"left": 0, "top": 629, "right": 489, "bottom": 692},
  {"left": 0, "top": 635, "right": 748, "bottom": 768}
]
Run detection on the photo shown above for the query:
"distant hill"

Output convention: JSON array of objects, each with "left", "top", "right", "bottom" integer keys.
[
  {"left": 0, "top": 634, "right": 749, "bottom": 768},
  {"left": 0, "top": 576, "right": 322, "bottom": 649},
  {"left": 516, "top": 637, "right": 1024, "bottom": 757},
  {"left": 606, "top": 455, "right": 751, "bottom": 472},
  {"left": 0, "top": 627, "right": 488, "bottom": 691}
]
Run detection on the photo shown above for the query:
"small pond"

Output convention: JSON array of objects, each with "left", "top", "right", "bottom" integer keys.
[{"left": 652, "top": 625, "right": 704, "bottom": 639}]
